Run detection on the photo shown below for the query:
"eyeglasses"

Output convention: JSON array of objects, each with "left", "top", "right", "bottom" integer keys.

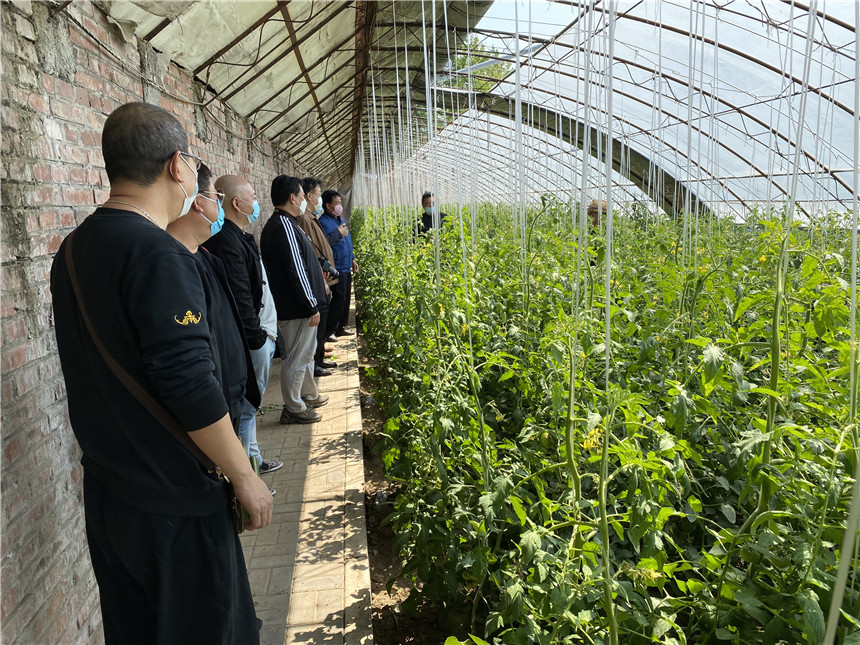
[
  {"left": 161, "top": 151, "right": 202, "bottom": 171},
  {"left": 200, "top": 190, "right": 224, "bottom": 204}
]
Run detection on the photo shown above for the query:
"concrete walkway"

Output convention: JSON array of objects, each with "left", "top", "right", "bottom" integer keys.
[{"left": 239, "top": 313, "right": 373, "bottom": 645}]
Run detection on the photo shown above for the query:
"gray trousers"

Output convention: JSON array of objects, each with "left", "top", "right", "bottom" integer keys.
[{"left": 278, "top": 317, "right": 319, "bottom": 413}]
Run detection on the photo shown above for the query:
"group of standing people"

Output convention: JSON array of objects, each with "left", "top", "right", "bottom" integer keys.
[{"left": 49, "top": 101, "right": 356, "bottom": 643}]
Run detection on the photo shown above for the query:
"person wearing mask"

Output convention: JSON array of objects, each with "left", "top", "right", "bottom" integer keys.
[
  {"left": 260, "top": 176, "right": 329, "bottom": 425},
  {"left": 166, "top": 164, "right": 262, "bottom": 449},
  {"left": 417, "top": 190, "right": 449, "bottom": 234},
  {"left": 202, "top": 175, "right": 283, "bottom": 475},
  {"left": 50, "top": 102, "right": 271, "bottom": 644},
  {"left": 319, "top": 190, "right": 358, "bottom": 341},
  {"left": 298, "top": 177, "right": 338, "bottom": 377}
]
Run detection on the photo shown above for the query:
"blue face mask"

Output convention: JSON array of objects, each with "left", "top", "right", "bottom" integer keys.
[
  {"left": 313, "top": 201, "right": 323, "bottom": 216},
  {"left": 424, "top": 206, "right": 435, "bottom": 216},
  {"left": 238, "top": 199, "right": 261, "bottom": 223},
  {"left": 198, "top": 194, "right": 225, "bottom": 237}
]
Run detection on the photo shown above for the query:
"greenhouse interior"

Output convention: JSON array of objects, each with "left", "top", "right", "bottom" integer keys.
[{"left": 0, "top": 0, "right": 858, "bottom": 643}]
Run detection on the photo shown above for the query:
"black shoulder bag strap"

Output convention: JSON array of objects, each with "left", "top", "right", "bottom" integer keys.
[{"left": 64, "top": 232, "right": 216, "bottom": 471}]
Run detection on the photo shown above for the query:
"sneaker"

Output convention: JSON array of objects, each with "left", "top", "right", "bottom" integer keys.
[
  {"left": 320, "top": 360, "right": 337, "bottom": 368},
  {"left": 325, "top": 334, "right": 337, "bottom": 343},
  {"left": 259, "top": 459, "right": 283, "bottom": 474},
  {"left": 279, "top": 407, "right": 322, "bottom": 424},
  {"left": 303, "top": 393, "right": 329, "bottom": 408},
  {"left": 269, "top": 486, "right": 277, "bottom": 497},
  {"left": 335, "top": 328, "right": 354, "bottom": 337},
  {"left": 314, "top": 366, "right": 332, "bottom": 377}
]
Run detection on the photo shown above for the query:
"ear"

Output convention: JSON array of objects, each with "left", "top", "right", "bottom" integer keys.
[{"left": 165, "top": 151, "right": 183, "bottom": 181}]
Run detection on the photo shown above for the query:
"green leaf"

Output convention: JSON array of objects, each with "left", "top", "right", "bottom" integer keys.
[
  {"left": 844, "top": 631, "right": 860, "bottom": 645},
  {"left": 520, "top": 530, "right": 541, "bottom": 564},
  {"left": 686, "top": 579, "right": 706, "bottom": 594},
  {"left": 469, "top": 636, "right": 492, "bottom": 645},
  {"left": 510, "top": 496, "right": 528, "bottom": 526},
  {"left": 748, "top": 386, "right": 782, "bottom": 399},
  {"left": 703, "top": 344, "right": 724, "bottom": 383},
  {"left": 798, "top": 588, "right": 825, "bottom": 644},
  {"left": 721, "top": 503, "right": 737, "bottom": 524},
  {"left": 499, "top": 370, "right": 515, "bottom": 382},
  {"left": 444, "top": 639, "right": 464, "bottom": 645}
]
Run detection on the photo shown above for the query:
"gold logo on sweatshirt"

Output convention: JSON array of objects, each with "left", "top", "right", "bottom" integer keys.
[{"left": 174, "top": 311, "right": 202, "bottom": 325}]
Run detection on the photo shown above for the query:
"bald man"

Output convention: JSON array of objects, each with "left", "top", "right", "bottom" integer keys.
[{"left": 203, "top": 176, "right": 282, "bottom": 476}]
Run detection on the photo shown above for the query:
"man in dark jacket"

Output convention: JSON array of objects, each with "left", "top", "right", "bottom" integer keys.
[
  {"left": 417, "top": 190, "right": 449, "bottom": 234},
  {"left": 260, "top": 175, "right": 329, "bottom": 425},
  {"left": 203, "top": 175, "right": 282, "bottom": 474},
  {"left": 50, "top": 102, "right": 271, "bottom": 644}
]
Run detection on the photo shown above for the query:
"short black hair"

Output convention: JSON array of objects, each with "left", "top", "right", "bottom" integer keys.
[
  {"left": 301, "top": 177, "right": 321, "bottom": 194},
  {"left": 321, "top": 189, "right": 340, "bottom": 206},
  {"left": 197, "top": 163, "right": 213, "bottom": 194},
  {"left": 421, "top": 191, "right": 433, "bottom": 204},
  {"left": 102, "top": 102, "right": 189, "bottom": 186},
  {"left": 271, "top": 175, "right": 301, "bottom": 206}
]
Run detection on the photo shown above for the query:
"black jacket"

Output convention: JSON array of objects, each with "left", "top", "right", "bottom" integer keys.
[
  {"left": 418, "top": 211, "right": 449, "bottom": 234},
  {"left": 51, "top": 209, "right": 231, "bottom": 516},
  {"left": 260, "top": 209, "right": 328, "bottom": 320},
  {"left": 193, "top": 248, "right": 260, "bottom": 422},
  {"left": 201, "top": 219, "right": 267, "bottom": 350}
]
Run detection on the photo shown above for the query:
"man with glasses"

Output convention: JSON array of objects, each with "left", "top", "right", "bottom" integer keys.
[
  {"left": 51, "top": 102, "right": 271, "bottom": 644},
  {"left": 203, "top": 175, "right": 284, "bottom": 474}
]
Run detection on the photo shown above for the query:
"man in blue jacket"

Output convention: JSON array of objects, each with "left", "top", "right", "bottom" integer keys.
[{"left": 319, "top": 190, "right": 358, "bottom": 339}]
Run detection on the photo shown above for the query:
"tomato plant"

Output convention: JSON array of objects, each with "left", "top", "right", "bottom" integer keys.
[{"left": 354, "top": 202, "right": 860, "bottom": 644}]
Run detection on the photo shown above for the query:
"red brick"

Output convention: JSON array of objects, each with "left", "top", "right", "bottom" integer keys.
[
  {"left": 64, "top": 125, "right": 79, "bottom": 143},
  {"left": 3, "top": 436, "right": 24, "bottom": 465},
  {"left": 61, "top": 187, "right": 94, "bottom": 206},
  {"left": 69, "top": 168, "right": 87, "bottom": 184},
  {"left": 58, "top": 209, "right": 75, "bottom": 228},
  {"left": 74, "top": 86, "right": 92, "bottom": 108},
  {"left": 3, "top": 319, "right": 28, "bottom": 343},
  {"left": 27, "top": 92, "right": 48, "bottom": 114},
  {"left": 74, "top": 70, "right": 102, "bottom": 94},
  {"left": 52, "top": 99, "right": 86, "bottom": 125},
  {"left": 57, "top": 79, "right": 74, "bottom": 100},
  {"left": 40, "top": 73, "right": 54, "bottom": 93},
  {"left": 51, "top": 165, "right": 70, "bottom": 184},
  {"left": 46, "top": 234, "right": 62, "bottom": 254},
  {"left": 80, "top": 130, "right": 100, "bottom": 148},
  {"left": 32, "top": 164, "right": 51, "bottom": 182}
]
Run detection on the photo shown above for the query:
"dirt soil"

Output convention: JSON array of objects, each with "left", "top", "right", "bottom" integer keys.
[{"left": 357, "top": 331, "right": 462, "bottom": 645}]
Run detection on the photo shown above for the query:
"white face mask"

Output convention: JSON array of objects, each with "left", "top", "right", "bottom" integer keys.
[
  {"left": 177, "top": 155, "right": 198, "bottom": 216},
  {"left": 298, "top": 199, "right": 307, "bottom": 215}
]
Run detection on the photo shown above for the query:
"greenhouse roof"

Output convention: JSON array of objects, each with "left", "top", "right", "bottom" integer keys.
[{"left": 97, "top": 0, "right": 857, "bottom": 216}]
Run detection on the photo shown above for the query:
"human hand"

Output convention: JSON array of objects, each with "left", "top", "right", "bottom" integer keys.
[
  {"left": 338, "top": 223, "right": 348, "bottom": 236},
  {"left": 309, "top": 312, "right": 321, "bottom": 327},
  {"left": 351, "top": 259, "right": 359, "bottom": 273},
  {"left": 231, "top": 472, "right": 273, "bottom": 531}
]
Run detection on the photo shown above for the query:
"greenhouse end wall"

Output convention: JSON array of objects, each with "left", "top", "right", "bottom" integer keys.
[{"left": 0, "top": 2, "right": 295, "bottom": 641}]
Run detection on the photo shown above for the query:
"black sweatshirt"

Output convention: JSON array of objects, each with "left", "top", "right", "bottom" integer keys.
[
  {"left": 201, "top": 219, "right": 267, "bottom": 350},
  {"left": 259, "top": 209, "right": 327, "bottom": 320},
  {"left": 51, "top": 208, "right": 231, "bottom": 516}
]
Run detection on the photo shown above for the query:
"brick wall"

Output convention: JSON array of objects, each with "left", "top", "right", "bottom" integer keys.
[{"left": 0, "top": 1, "right": 302, "bottom": 642}]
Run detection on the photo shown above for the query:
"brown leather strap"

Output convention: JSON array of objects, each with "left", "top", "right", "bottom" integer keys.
[{"left": 64, "top": 232, "right": 216, "bottom": 470}]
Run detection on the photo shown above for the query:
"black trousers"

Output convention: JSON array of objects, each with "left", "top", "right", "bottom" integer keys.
[
  {"left": 326, "top": 271, "right": 352, "bottom": 336},
  {"left": 84, "top": 474, "right": 259, "bottom": 645},
  {"left": 314, "top": 305, "right": 329, "bottom": 366}
]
